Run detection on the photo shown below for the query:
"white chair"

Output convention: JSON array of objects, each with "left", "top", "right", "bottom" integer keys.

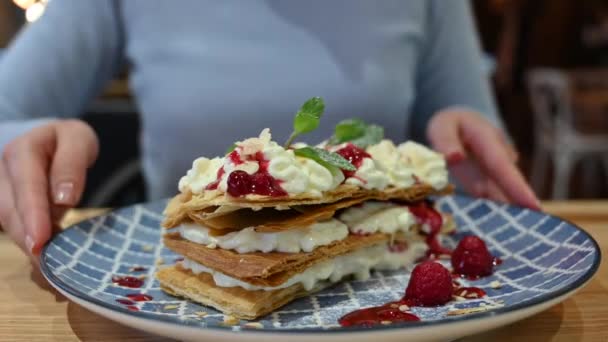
[{"left": 526, "top": 68, "right": 608, "bottom": 199}]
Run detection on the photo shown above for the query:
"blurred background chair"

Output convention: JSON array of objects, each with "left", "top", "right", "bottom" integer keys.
[{"left": 527, "top": 68, "right": 608, "bottom": 199}]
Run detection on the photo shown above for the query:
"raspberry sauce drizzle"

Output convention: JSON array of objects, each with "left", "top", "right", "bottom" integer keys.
[
  {"left": 126, "top": 293, "right": 153, "bottom": 302},
  {"left": 408, "top": 201, "right": 452, "bottom": 258},
  {"left": 339, "top": 262, "right": 489, "bottom": 327},
  {"left": 335, "top": 143, "right": 371, "bottom": 178},
  {"left": 111, "top": 276, "right": 144, "bottom": 288},
  {"left": 339, "top": 302, "right": 420, "bottom": 327},
  {"left": 115, "top": 293, "right": 152, "bottom": 311},
  {"left": 205, "top": 167, "right": 225, "bottom": 190}
]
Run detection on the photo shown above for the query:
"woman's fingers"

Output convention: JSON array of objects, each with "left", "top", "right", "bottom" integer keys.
[
  {"left": 427, "top": 110, "right": 540, "bottom": 210},
  {"left": 2, "top": 129, "right": 54, "bottom": 255},
  {"left": 459, "top": 117, "right": 540, "bottom": 210},
  {"left": 450, "top": 159, "right": 509, "bottom": 203},
  {"left": 0, "top": 120, "right": 99, "bottom": 256},
  {"left": 0, "top": 162, "right": 27, "bottom": 253},
  {"left": 427, "top": 111, "right": 467, "bottom": 164},
  {"left": 49, "top": 120, "right": 99, "bottom": 206}
]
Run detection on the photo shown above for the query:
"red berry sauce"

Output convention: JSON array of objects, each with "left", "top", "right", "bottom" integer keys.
[
  {"left": 116, "top": 299, "right": 134, "bottom": 305},
  {"left": 130, "top": 266, "right": 147, "bottom": 272},
  {"left": 126, "top": 293, "right": 153, "bottom": 302},
  {"left": 111, "top": 276, "right": 144, "bottom": 288},
  {"left": 408, "top": 201, "right": 452, "bottom": 258},
  {"left": 205, "top": 167, "right": 225, "bottom": 190},
  {"left": 335, "top": 143, "right": 371, "bottom": 178},
  {"left": 116, "top": 293, "right": 152, "bottom": 311},
  {"left": 339, "top": 262, "right": 490, "bottom": 327},
  {"left": 339, "top": 262, "right": 451, "bottom": 327},
  {"left": 227, "top": 150, "right": 245, "bottom": 165},
  {"left": 339, "top": 303, "right": 420, "bottom": 327},
  {"left": 222, "top": 150, "right": 287, "bottom": 197},
  {"left": 451, "top": 236, "right": 498, "bottom": 279}
]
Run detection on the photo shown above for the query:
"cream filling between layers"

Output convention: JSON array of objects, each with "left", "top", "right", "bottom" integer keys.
[
  {"left": 338, "top": 201, "right": 417, "bottom": 235},
  {"left": 179, "top": 219, "right": 348, "bottom": 254},
  {"left": 178, "top": 202, "right": 420, "bottom": 253},
  {"left": 180, "top": 241, "right": 428, "bottom": 291}
]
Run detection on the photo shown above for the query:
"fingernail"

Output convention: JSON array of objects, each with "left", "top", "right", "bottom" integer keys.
[
  {"left": 25, "top": 235, "right": 36, "bottom": 254},
  {"left": 446, "top": 151, "right": 466, "bottom": 164},
  {"left": 54, "top": 182, "right": 75, "bottom": 205}
]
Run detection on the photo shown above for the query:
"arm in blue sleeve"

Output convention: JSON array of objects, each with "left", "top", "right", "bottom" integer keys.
[
  {"left": 0, "top": 0, "right": 123, "bottom": 147},
  {"left": 409, "top": 0, "right": 502, "bottom": 141}
]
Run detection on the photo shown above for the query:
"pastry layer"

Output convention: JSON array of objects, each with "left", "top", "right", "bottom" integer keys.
[
  {"left": 157, "top": 265, "right": 315, "bottom": 320},
  {"left": 185, "top": 195, "right": 370, "bottom": 232},
  {"left": 163, "top": 232, "right": 389, "bottom": 286},
  {"left": 162, "top": 182, "right": 453, "bottom": 228},
  {"left": 179, "top": 241, "right": 428, "bottom": 291}
]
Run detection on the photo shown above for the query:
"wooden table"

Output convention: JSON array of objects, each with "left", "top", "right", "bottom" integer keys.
[{"left": 0, "top": 202, "right": 606, "bottom": 341}]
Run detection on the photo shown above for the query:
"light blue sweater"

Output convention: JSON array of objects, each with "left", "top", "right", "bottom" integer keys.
[{"left": 0, "top": 0, "right": 499, "bottom": 199}]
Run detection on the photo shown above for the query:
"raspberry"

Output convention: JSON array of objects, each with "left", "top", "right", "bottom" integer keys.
[
  {"left": 451, "top": 236, "right": 494, "bottom": 277},
  {"left": 226, "top": 170, "right": 287, "bottom": 197},
  {"left": 404, "top": 261, "right": 453, "bottom": 306},
  {"left": 226, "top": 170, "right": 252, "bottom": 197}
]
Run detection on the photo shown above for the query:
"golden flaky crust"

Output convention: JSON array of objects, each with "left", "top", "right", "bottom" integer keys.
[
  {"left": 188, "top": 196, "right": 371, "bottom": 233},
  {"left": 163, "top": 232, "right": 388, "bottom": 287},
  {"left": 162, "top": 183, "right": 454, "bottom": 228},
  {"left": 157, "top": 265, "right": 316, "bottom": 320}
]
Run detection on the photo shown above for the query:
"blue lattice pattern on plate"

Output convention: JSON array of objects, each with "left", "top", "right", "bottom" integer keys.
[{"left": 41, "top": 195, "right": 600, "bottom": 331}]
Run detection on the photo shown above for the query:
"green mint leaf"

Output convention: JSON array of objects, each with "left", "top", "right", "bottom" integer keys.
[
  {"left": 294, "top": 146, "right": 356, "bottom": 172},
  {"left": 225, "top": 143, "right": 237, "bottom": 155},
  {"left": 293, "top": 97, "right": 325, "bottom": 135},
  {"left": 349, "top": 124, "right": 384, "bottom": 148},
  {"left": 285, "top": 97, "right": 326, "bottom": 148},
  {"left": 328, "top": 119, "right": 385, "bottom": 148},
  {"left": 329, "top": 118, "right": 367, "bottom": 145}
]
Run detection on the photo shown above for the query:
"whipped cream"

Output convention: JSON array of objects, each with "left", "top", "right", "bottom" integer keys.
[
  {"left": 297, "top": 157, "right": 345, "bottom": 197},
  {"left": 338, "top": 201, "right": 416, "bottom": 235},
  {"left": 328, "top": 143, "right": 389, "bottom": 190},
  {"left": 178, "top": 129, "right": 344, "bottom": 196},
  {"left": 179, "top": 219, "right": 348, "bottom": 253},
  {"left": 178, "top": 157, "right": 224, "bottom": 194},
  {"left": 397, "top": 141, "right": 448, "bottom": 190},
  {"left": 367, "top": 140, "right": 416, "bottom": 188},
  {"left": 344, "top": 157, "right": 390, "bottom": 190},
  {"left": 181, "top": 241, "right": 428, "bottom": 291},
  {"left": 178, "top": 129, "right": 449, "bottom": 196}
]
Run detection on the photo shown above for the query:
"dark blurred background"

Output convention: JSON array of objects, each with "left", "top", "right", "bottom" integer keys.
[{"left": 1, "top": 0, "right": 607, "bottom": 206}]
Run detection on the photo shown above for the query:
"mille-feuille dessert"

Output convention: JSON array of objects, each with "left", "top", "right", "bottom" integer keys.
[{"left": 156, "top": 97, "right": 456, "bottom": 320}]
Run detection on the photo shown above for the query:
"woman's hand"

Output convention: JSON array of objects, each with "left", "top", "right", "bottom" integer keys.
[
  {"left": 0, "top": 120, "right": 99, "bottom": 259},
  {"left": 427, "top": 110, "right": 540, "bottom": 210}
]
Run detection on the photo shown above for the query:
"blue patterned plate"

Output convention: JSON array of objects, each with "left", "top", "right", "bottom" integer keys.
[{"left": 40, "top": 195, "right": 600, "bottom": 342}]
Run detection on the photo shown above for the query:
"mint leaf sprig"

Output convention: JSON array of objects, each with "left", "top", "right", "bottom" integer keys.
[
  {"left": 294, "top": 146, "right": 356, "bottom": 172},
  {"left": 283, "top": 97, "right": 355, "bottom": 172},
  {"left": 328, "top": 118, "right": 384, "bottom": 148},
  {"left": 284, "top": 97, "right": 325, "bottom": 149}
]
